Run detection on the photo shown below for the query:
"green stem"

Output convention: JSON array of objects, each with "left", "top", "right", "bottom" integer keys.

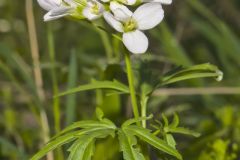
[
  {"left": 47, "top": 24, "right": 61, "bottom": 134},
  {"left": 124, "top": 51, "right": 140, "bottom": 123},
  {"left": 47, "top": 23, "right": 64, "bottom": 160},
  {"left": 141, "top": 96, "right": 149, "bottom": 128}
]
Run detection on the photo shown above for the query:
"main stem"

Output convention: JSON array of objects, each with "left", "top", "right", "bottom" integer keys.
[{"left": 124, "top": 51, "right": 140, "bottom": 122}]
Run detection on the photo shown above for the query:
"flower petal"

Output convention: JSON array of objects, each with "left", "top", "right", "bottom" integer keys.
[
  {"left": 133, "top": 3, "right": 164, "bottom": 30},
  {"left": 83, "top": 8, "right": 101, "bottom": 20},
  {"left": 125, "top": 0, "right": 137, "bottom": 5},
  {"left": 37, "top": 0, "right": 61, "bottom": 11},
  {"left": 115, "top": 0, "right": 136, "bottom": 5},
  {"left": 141, "top": 0, "right": 172, "bottom": 4},
  {"left": 103, "top": 12, "right": 123, "bottom": 32},
  {"left": 44, "top": 6, "right": 72, "bottom": 21},
  {"left": 82, "top": 1, "right": 104, "bottom": 20},
  {"left": 123, "top": 30, "right": 148, "bottom": 54},
  {"left": 110, "top": 2, "right": 132, "bottom": 22},
  {"left": 157, "top": 0, "right": 172, "bottom": 4},
  {"left": 64, "top": 0, "right": 78, "bottom": 7}
]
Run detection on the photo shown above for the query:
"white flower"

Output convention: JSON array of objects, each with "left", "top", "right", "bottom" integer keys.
[
  {"left": 37, "top": 0, "right": 76, "bottom": 21},
  {"left": 103, "top": 2, "right": 164, "bottom": 54},
  {"left": 82, "top": 0, "right": 105, "bottom": 20},
  {"left": 99, "top": 0, "right": 137, "bottom": 6},
  {"left": 142, "top": 0, "right": 172, "bottom": 5}
]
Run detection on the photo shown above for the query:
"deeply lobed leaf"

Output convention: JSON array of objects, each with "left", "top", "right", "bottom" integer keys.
[{"left": 31, "top": 127, "right": 116, "bottom": 160}]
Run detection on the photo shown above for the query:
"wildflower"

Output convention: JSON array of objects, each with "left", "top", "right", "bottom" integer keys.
[
  {"left": 82, "top": 0, "right": 105, "bottom": 20},
  {"left": 37, "top": 0, "right": 76, "bottom": 21},
  {"left": 37, "top": 0, "right": 105, "bottom": 21},
  {"left": 103, "top": 2, "right": 164, "bottom": 54}
]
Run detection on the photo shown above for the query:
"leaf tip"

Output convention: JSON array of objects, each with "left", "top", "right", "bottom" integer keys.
[{"left": 216, "top": 70, "right": 223, "bottom": 82}]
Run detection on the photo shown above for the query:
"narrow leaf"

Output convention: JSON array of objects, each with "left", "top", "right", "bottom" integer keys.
[
  {"left": 30, "top": 131, "right": 79, "bottom": 160},
  {"left": 122, "top": 115, "right": 153, "bottom": 128},
  {"left": 169, "top": 113, "right": 179, "bottom": 128},
  {"left": 125, "top": 126, "right": 182, "bottom": 160},
  {"left": 82, "top": 140, "right": 95, "bottom": 160},
  {"left": 162, "top": 114, "right": 169, "bottom": 127},
  {"left": 68, "top": 127, "right": 114, "bottom": 160},
  {"left": 31, "top": 127, "right": 115, "bottom": 160},
  {"left": 67, "top": 136, "right": 93, "bottom": 160},
  {"left": 165, "top": 134, "right": 176, "bottom": 149},
  {"left": 52, "top": 120, "right": 116, "bottom": 140},
  {"left": 169, "top": 127, "right": 201, "bottom": 137},
  {"left": 160, "top": 63, "right": 223, "bottom": 86},
  {"left": 55, "top": 80, "right": 129, "bottom": 97}
]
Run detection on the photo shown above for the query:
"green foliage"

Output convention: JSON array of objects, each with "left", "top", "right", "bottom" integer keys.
[
  {"left": 198, "top": 139, "right": 238, "bottom": 160},
  {"left": 67, "top": 136, "right": 94, "bottom": 160},
  {"left": 30, "top": 109, "right": 116, "bottom": 160},
  {"left": 118, "top": 129, "right": 145, "bottom": 160},
  {"left": 160, "top": 63, "right": 223, "bottom": 86},
  {"left": 151, "top": 113, "right": 200, "bottom": 151},
  {"left": 123, "top": 125, "right": 182, "bottom": 160},
  {"left": 31, "top": 110, "right": 183, "bottom": 160},
  {"left": 55, "top": 79, "right": 129, "bottom": 97}
]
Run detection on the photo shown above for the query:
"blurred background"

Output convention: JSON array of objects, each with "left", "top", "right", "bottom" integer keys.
[{"left": 0, "top": 0, "right": 240, "bottom": 159}]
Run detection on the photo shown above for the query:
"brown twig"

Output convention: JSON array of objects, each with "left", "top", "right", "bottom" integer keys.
[{"left": 25, "top": 0, "right": 53, "bottom": 160}]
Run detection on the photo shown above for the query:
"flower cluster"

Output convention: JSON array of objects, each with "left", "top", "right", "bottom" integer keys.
[{"left": 37, "top": 0, "right": 172, "bottom": 54}]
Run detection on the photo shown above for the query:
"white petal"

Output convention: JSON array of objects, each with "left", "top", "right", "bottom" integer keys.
[
  {"left": 110, "top": 2, "right": 132, "bottom": 21},
  {"left": 123, "top": 30, "right": 148, "bottom": 54},
  {"left": 141, "top": 0, "right": 172, "bottom": 4},
  {"left": 103, "top": 12, "right": 123, "bottom": 32},
  {"left": 133, "top": 3, "right": 164, "bottom": 30},
  {"left": 64, "top": 0, "right": 77, "bottom": 7},
  {"left": 43, "top": 7, "right": 72, "bottom": 21},
  {"left": 44, "top": 12, "right": 65, "bottom": 21},
  {"left": 83, "top": 7, "right": 101, "bottom": 20},
  {"left": 37, "top": 0, "right": 61, "bottom": 11},
  {"left": 116, "top": 0, "right": 136, "bottom": 5},
  {"left": 125, "top": 0, "right": 137, "bottom": 5},
  {"left": 82, "top": 1, "right": 104, "bottom": 20},
  {"left": 158, "top": 0, "right": 172, "bottom": 4}
]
